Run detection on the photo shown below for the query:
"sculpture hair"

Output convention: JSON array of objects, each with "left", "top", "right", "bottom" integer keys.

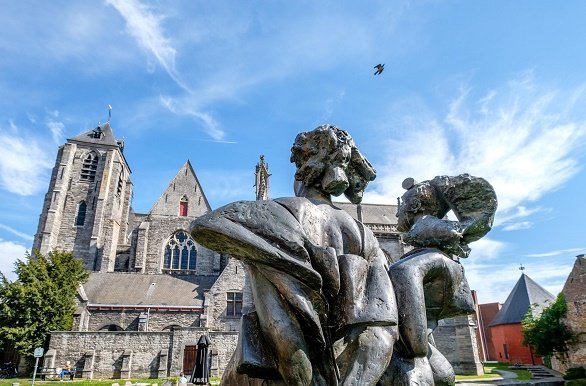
[{"left": 290, "top": 124, "right": 376, "bottom": 203}]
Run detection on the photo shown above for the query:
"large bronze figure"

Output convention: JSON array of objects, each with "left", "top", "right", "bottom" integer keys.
[{"left": 191, "top": 125, "right": 498, "bottom": 386}]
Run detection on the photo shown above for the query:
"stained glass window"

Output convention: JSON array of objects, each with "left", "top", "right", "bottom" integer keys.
[{"left": 163, "top": 231, "right": 197, "bottom": 271}]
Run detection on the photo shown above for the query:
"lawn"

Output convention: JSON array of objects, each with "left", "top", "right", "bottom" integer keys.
[
  {"left": 0, "top": 376, "right": 221, "bottom": 386},
  {"left": 455, "top": 362, "right": 531, "bottom": 381}
]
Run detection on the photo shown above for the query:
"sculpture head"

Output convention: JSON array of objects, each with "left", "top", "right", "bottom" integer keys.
[
  {"left": 290, "top": 124, "right": 376, "bottom": 204},
  {"left": 397, "top": 174, "right": 497, "bottom": 258},
  {"left": 396, "top": 179, "right": 449, "bottom": 232}
]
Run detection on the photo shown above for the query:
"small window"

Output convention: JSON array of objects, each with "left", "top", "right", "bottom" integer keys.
[
  {"left": 179, "top": 196, "right": 188, "bottom": 217},
  {"left": 116, "top": 174, "right": 123, "bottom": 196},
  {"left": 226, "top": 292, "right": 243, "bottom": 317},
  {"left": 80, "top": 152, "right": 99, "bottom": 182},
  {"left": 75, "top": 201, "right": 87, "bottom": 226}
]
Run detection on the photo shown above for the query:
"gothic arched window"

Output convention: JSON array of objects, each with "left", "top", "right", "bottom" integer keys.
[
  {"left": 80, "top": 152, "right": 99, "bottom": 182},
  {"left": 163, "top": 231, "right": 197, "bottom": 272},
  {"left": 75, "top": 201, "right": 87, "bottom": 226},
  {"left": 179, "top": 196, "right": 188, "bottom": 217}
]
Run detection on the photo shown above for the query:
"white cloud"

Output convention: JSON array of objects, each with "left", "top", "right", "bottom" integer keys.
[
  {"left": 502, "top": 221, "right": 533, "bottom": 231},
  {"left": 467, "top": 238, "right": 506, "bottom": 261},
  {"left": 0, "top": 124, "right": 53, "bottom": 196},
  {"left": 0, "top": 239, "right": 27, "bottom": 281},
  {"left": 0, "top": 224, "right": 34, "bottom": 242},
  {"left": 106, "top": 0, "right": 187, "bottom": 91},
  {"left": 463, "top": 257, "right": 574, "bottom": 304},
  {"left": 322, "top": 90, "right": 346, "bottom": 121},
  {"left": 366, "top": 74, "right": 586, "bottom": 230},
  {"left": 159, "top": 96, "right": 226, "bottom": 140},
  {"left": 47, "top": 120, "right": 65, "bottom": 144},
  {"left": 525, "top": 247, "right": 585, "bottom": 258}
]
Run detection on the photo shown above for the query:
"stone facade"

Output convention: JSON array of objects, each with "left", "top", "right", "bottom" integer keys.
[
  {"left": 46, "top": 329, "right": 238, "bottom": 379},
  {"left": 36, "top": 123, "right": 483, "bottom": 379},
  {"left": 433, "top": 316, "right": 484, "bottom": 374},
  {"left": 552, "top": 255, "right": 586, "bottom": 373}
]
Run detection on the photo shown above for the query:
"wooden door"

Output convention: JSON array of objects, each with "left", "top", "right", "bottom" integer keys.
[{"left": 183, "top": 345, "right": 198, "bottom": 376}]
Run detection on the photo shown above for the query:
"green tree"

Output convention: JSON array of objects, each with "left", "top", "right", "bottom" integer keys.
[
  {"left": 522, "top": 293, "right": 574, "bottom": 358},
  {"left": 0, "top": 250, "right": 89, "bottom": 357}
]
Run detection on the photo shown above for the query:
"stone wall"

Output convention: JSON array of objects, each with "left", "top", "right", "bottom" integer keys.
[
  {"left": 48, "top": 328, "right": 239, "bottom": 379},
  {"left": 87, "top": 310, "right": 202, "bottom": 332},
  {"left": 204, "top": 259, "right": 248, "bottom": 332},
  {"left": 48, "top": 331, "right": 171, "bottom": 379},
  {"left": 552, "top": 256, "right": 586, "bottom": 373},
  {"left": 433, "top": 315, "right": 484, "bottom": 375}
]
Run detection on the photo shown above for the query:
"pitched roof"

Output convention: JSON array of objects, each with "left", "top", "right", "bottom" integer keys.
[
  {"left": 490, "top": 273, "right": 555, "bottom": 326},
  {"left": 68, "top": 122, "right": 120, "bottom": 147},
  {"left": 334, "top": 202, "right": 398, "bottom": 232},
  {"left": 147, "top": 160, "right": 212, "bottom": 217},
  {"left": 81, "top": 272, "right": 217, "bottom": 307}
]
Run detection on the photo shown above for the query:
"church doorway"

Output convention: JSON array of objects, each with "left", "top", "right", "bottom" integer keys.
[{"left": 183, "top": 345, "right": 198, "bottom": 376}]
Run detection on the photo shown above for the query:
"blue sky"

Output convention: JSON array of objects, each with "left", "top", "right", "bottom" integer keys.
[{"left": 1, "top": 0, "right": 585, "bottom": 303}]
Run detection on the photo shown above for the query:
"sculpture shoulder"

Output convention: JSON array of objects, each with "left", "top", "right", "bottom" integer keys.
[{"left": 274, "top": 196, "right": 316, "bottom": 223}]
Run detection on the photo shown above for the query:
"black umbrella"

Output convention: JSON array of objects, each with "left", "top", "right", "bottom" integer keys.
[{"left": 191, "top": 335, "right": 210, "bottom": 385}]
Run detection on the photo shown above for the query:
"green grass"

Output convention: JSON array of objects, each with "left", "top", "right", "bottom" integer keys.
[
  {"left": 0, "top": 378, "right": 175, "bottom": 386},
  {"left": 455, "top": 362, "right": 531, "bottom": 381}
]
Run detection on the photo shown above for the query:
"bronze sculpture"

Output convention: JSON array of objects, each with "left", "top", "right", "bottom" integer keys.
[{"left": 191, "top": 125, "right": 497, "bottom": 386}]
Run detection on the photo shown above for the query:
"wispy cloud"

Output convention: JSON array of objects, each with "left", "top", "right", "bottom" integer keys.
[
  {"left": 0, "top": 239, "right": 27, "bottom": 281},
  {"left": 159, "top": 96, "right": 226, "bottom": 140},
  {"left": 502, "top": 221, "right": 533, "bottom": 231},
  {"left": 322, "top": 90, "right": 346, "bottom": 121},
  {"left": 105, "top": 0, "right": 187, "bottom": 91},
  {"left": 0, "top": 122, "right": 53, "bottom": 196},
  {"left": 0, "top": 224, "right": 34, "bottom": 242},
  {"left": 366, "top": 73, "right": 586, "bottom": 228},
  {"left": 525, "top": 247, "right": 585, "bottom": 258}
]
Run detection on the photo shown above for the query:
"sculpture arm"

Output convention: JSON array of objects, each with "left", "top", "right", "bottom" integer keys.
[{"left": 191, "top": 199, "right": 322, "bottom": 290}]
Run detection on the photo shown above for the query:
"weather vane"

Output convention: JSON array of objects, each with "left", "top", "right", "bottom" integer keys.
[
  {"left": 107, "top": 104, "right": 112, "bottom": 123},
  {"left": 519, "top": 264, "right": 525, "bottom": 272}
]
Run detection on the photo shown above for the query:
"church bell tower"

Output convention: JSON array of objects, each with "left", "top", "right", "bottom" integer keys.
[{"left": 33, "top": 122, "right": 132, "bottom": 272}]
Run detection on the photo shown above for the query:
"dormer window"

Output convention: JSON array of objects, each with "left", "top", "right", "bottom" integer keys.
[
  {"left": 91, "top": 127, "right": 103, "bottom": 139},
  {"left": 179, "top": 196, "right": 188, "bottom": 217},
  {"left": 80, "top": 152, "right": 99, "bottom": 182}
]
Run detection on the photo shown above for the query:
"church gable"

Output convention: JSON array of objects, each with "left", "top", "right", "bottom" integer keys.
[{"left": 149, "top": 160, "right": 211, "bottom": 218}]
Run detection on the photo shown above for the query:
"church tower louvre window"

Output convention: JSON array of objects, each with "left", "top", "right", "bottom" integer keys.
[
  {"left": 75, "top": 201, "right": 87, "bottom": 226},
  {"left": 163, "top": 231, "right": 197, "bottom": 272},
  {"left": 179, "top": 196, "right": 188, "bottom": 217},
  {"left": 80, "top": 152, "right": 99, "bottom": 181}
]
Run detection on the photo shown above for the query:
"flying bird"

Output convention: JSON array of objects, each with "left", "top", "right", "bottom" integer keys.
[{"left": 374, "top": 63, "right": 385, "bottom": 75}]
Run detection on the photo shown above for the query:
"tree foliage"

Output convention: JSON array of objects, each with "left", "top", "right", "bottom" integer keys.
[
  {"left": 0, "top": 250, "right": 89, "bottom": 356},
  {"left": 521, "top": 293, "right": 574, "bottom": 358}
]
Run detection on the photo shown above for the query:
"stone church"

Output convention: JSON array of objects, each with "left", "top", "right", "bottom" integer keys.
[{"left": 32, "top": 122, "right": 482, "bottom": 379}]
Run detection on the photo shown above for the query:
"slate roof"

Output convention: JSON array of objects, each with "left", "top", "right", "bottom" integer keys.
[
  {"left": 334, "top": 202, "right": 398, "bottom": 225},
  {"left": 489, "top": 273, "right": 555, "bottom": 326},
  {"left": 81, "top": 272, "right": 217, "bottom": 307},
  {"left": 68, "top": 122, "right": 120, "bottom": 147}
]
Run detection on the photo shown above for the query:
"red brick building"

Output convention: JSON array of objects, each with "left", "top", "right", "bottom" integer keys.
[
  {"left": 481, "top": 274, "right": 555, "bottom": 364},
  {"left": 477, "top": 302, "right": 501, "bottom": 361}
]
